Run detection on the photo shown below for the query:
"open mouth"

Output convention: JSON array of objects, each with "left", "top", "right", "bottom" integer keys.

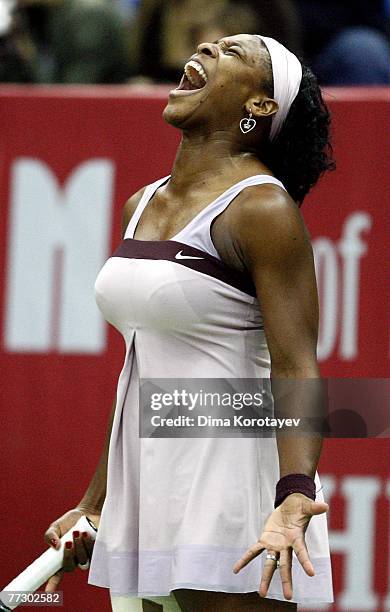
[{"left": 176, "top": 60, "right": 208, "bottom": 91}]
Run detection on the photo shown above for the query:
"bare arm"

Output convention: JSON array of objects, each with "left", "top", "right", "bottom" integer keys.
[
  {"left": 231, "top": 186, "right": 328, "bottom": 599},
  {"left": 233, "top": 184, "right": 322, "bottom": 477},
  {"left": 77, "top": 396, "right": 116, "bottom": 512}
]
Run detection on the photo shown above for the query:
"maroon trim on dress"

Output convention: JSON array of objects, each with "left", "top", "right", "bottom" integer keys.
[{"left": 112, "top": 239, "right": 257, "bottom": 298}]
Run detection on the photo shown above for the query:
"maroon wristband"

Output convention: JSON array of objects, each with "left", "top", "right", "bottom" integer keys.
[{"left": 274, "top": 473, "right": 316, "bottom": 509}]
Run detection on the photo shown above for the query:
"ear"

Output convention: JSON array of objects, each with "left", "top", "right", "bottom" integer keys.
[{"left": 245, "top": 96, "right": 279, "bottom": 119}]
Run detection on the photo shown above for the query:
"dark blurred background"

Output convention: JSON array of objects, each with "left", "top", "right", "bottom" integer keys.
[{"left": 1, "top": 0, "right": 390, "bottom": 86}]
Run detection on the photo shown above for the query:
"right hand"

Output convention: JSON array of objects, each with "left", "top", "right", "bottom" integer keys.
[{"left": 43, "top": 508, "right": 101, "bottom": 592}]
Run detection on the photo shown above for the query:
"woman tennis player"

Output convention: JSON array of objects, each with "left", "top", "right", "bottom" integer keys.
[{"left": 44, "top": 34, "right": 335, "bottom": 610}]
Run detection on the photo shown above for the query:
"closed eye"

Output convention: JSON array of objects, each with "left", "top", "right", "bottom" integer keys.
[
  {"left": 216, "top": 40, "right": 247, "bottom": 61},
  {"left": 218, "top": 41, "right": 241, "bottom": 56},
  {"left": 225, "top": 47, "right": 241, "bottom": 56}
]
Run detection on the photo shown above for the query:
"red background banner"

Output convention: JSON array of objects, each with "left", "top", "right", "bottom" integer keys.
[{"left": 0, "top": 86, "right": 389, "bottom": 611}]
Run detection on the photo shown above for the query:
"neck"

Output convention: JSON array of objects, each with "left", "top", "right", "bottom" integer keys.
[{"left": 168, "top": 130, "right": 268, "bottom": 195}]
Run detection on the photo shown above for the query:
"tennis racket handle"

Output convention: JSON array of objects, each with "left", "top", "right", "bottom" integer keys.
[{"left": 0, "top": 515, "right": 97, "bottom": 610}]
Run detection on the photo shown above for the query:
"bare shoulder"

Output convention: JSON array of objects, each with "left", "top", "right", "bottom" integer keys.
[
  {"left": 230, "top": 183, "right": 312, "bottom": 267},
  {"left": 121, "top": 186, "right": 147, "bottom": 238},
  {"left": 233, "top": 183, "right": 301, "bottom": 229}
]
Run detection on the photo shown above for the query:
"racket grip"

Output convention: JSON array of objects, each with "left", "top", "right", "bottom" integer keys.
[{"left": 0, "top": 515, "right": 97, "bottom": 610}]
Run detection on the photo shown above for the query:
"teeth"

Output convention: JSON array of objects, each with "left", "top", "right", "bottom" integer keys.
[{"left": 184, "top": 60, "right": 208, "bottom": 87}]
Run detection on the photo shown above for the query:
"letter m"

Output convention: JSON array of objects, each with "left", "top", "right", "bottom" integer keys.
[{"left": 4, "top": 158, "right": 114, "bottom": 353}]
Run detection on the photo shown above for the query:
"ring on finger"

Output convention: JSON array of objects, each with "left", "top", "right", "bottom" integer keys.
[
  {"left": 78, "top": 560, "right": 90, "bottom": 570},
  {"left": 266, "top": 553, "right": 278, "bottom": 562}
]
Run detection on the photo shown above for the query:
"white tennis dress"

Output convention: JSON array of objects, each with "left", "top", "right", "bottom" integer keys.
[{"left": 88, "top": 175, "right": 334, "bottom": 606}]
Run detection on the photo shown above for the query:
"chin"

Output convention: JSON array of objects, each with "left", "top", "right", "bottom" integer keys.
[{"left": 162, "top": 101, "right": 187, "bottom": 129}]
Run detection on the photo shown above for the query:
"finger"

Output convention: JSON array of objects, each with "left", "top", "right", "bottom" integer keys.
[
  {"left": 63, "top": 541, "right": 77, "bottom": 572},
  {"left": 279, "top": 548, "right": 293, "bottom": 600},
  {"left": 81, "top": 531, "right": 94, "bottom": 557},
  {"left": 44, "top": 523, "right": 62, "bottom": 550},
  {"left": 309, "top": 500, "right": 329, "bottom": 516},
  {"left": 72, "top": 531, "right": 88, "bottom": 566},
  {"left": 45, "top": 570, "right": 64, "bottom": 593},
  {"left": 259, "top": 551, "right": 279, "bottom": 598},
  {"left": 232, "top": 542, "right": 265, "bottom": 574},
  {"left": 292, "top": 536, "right": 314, "bottom": 577}
]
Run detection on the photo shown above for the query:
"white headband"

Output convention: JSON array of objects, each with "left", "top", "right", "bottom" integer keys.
[{"left": 255, "top": 35, "right": 302, "bottom": 142}]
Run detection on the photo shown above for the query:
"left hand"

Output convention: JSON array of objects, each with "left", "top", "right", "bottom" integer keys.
[{"left": 232, "top": 493, "right": 328, "bottom": 600}]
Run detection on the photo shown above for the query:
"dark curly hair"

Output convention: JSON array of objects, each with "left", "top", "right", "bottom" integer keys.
[{"left": 259, "top": 47, "right": 336, "bottom": 204}]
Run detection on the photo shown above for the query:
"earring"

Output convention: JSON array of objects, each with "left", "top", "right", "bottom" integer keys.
[{"left": 239, "top": 109, "right": 257, "bottom": 134}]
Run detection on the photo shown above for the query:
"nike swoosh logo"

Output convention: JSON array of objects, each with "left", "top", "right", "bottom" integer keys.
[{"left": 175, "top": 250, "right": 204, "bottom": 260}]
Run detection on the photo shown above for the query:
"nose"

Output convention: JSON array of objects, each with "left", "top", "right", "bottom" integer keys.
[{"left": 197, "top": 42, "right": 219, "bottom": 58}]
